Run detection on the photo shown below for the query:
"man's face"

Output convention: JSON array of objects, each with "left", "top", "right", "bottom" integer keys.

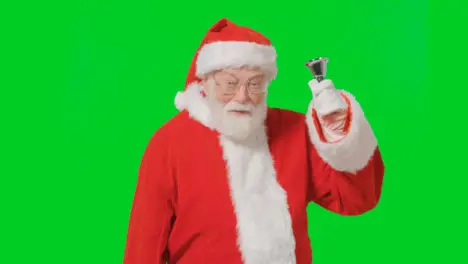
[
  {"left": 203, "top": 67, "right": 267, "bottom": 107},
  {"left": 202, "top": 67, "right": 269, "bottom": 141}
]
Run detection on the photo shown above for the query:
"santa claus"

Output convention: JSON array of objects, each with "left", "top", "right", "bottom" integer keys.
[{"left": 123, "top": 18, "right": 385, "bottom": 264}]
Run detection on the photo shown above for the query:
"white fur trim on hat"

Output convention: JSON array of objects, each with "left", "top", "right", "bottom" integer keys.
[
  {"left": 196, "top": 41, "right": 277, "bottom": 78},
  {"left": 306, "top": 91, "right": 378, "bottom": 174}
]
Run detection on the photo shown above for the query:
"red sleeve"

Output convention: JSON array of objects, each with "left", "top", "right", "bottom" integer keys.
[
  {"left": 305, "top": 91, "right": 385, "bottom": 216},
  {"left": 123, "top": 132, "right": 175, "bottom": 263}
]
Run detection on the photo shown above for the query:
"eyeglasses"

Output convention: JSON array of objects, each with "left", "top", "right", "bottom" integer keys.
[{"left": 212, "top": 76, "right": 267, "bottom": 95}]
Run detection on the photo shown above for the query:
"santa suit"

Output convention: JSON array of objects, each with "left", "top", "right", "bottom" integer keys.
[{"left": 123, "top": 18, "right": 384, "bottom": 264}]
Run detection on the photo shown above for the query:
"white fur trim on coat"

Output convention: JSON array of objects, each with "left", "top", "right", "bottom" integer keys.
[
  {"left": 196, "top": 41, "right": 278, "bottom": 78},
  {"left": 306, "top": 91, "right": 378, "bottom": 174},
  {"left": 219, "top": 133, "right": 296, "bottom": 264}
]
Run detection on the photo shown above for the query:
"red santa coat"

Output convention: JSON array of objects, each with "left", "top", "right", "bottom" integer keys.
[{"left": 123, "top": 82, "right": 385, "bottom": 264}]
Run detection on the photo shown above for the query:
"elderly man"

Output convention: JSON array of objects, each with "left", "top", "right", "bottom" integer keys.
[{"left": 123, "top": 18, "right": 384, "bottom": 264}]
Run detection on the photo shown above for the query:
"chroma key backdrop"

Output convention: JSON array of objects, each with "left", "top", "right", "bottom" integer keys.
[{"left": 1, "top": 0, "right": 467, "bottom": 263}]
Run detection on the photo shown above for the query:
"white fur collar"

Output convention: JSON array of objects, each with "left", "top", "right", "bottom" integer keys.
[{"left": 174, "top": 82, "right": 217, "bottom": 130}]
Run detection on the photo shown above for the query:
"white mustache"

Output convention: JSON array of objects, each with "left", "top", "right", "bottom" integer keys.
[{"left": 224, "top": 103, "right": 254, "bottom": 112}]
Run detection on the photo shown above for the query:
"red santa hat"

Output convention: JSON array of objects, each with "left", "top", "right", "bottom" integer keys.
[{"left": 183, "top": 18, "right": 278, "bottom": 88}]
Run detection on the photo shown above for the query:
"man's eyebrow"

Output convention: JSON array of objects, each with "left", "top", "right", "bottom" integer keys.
[
  {"left": 224, "top": 73, "right": 240, "bottom": 81},
  {"left": 221, "top": 72, "right": 263, "bottom": 81},
  {"left": 247, "top": 74, "right": 264, "bottom": 81}
]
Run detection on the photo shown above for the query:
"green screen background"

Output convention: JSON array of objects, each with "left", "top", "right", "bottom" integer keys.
[{"left": 2, "top": 0, "right": 468, "bottom": 263}]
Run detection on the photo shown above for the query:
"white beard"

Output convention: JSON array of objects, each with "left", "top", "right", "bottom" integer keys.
[{"left": 205, "top": 84, "right": 268, "bottom": 142}]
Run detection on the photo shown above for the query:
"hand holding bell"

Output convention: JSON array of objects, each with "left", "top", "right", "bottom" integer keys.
[{"left": 306, "top": 57, "right": 348, "bottom": 116}]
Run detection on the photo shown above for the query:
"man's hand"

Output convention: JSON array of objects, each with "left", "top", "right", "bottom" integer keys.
[
  {"left": 309, "top": 79, "right": 349, "bottom": 140},
  {"left": 309, "top": 79, "right": 347, "bottom": 116}
]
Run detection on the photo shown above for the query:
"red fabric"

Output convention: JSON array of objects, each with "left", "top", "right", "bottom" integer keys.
[
  {"left": 184, "top": 18, "right": 272, "bottom": 89},
  {"left": 203, "top": 18, "right": 271, "bottom": 45},
  {"left": 123, "top": 108, "right": 384, "bottom": 264}
]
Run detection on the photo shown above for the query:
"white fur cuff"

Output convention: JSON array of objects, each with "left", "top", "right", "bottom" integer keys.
[{"left": 306, "top": 91, "right": 378, "bottom": 174}]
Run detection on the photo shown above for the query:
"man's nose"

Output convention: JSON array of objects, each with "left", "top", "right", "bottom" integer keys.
[{"left": 233, "top": 85, "right": 249, "bottom": 103}]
